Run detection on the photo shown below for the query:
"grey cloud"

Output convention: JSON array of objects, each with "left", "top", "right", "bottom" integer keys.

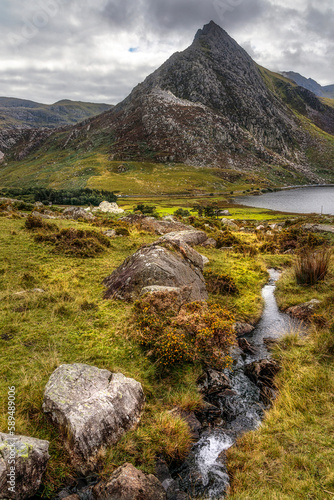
[{"left": 0, "top": 0, "right": 333, "bottom": 103}]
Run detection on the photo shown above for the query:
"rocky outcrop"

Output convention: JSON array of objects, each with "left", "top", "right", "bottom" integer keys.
[
  {"left": 197, "top": 369, "right": 231, "bottom": 396},
  {"left": 63, "top": 207, "right": 95, "bottom": 221},
  {"left": 92, "top": 463, "right": 166, "bottom": 500},
  {"left": 234, "top": 322, "right": 255, "bottom": 337},
  {"left": 0, "top": 433, "right": 50, "bottom": 500},
  {"left": 43, "top": 364, "right": 145, "bottom": 473},
  {"left": 286, "top": 299, "right": 321, "bottom": 321},
  {"left": 92, "top": 201, "right": 124, "bottom": 214},
  {"left": 103, "top": 242, "right": 208, "bottom": 302},
  {"left": 238, "top": 338, "right": 257, "bottom": 355},
  {"left": 244, "top": 359, "right": 281, "bottom": 403}
]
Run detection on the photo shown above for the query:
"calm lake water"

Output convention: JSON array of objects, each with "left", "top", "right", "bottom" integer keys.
[{"left": 238, "top": 186, "right": 334, "bottom": 215}]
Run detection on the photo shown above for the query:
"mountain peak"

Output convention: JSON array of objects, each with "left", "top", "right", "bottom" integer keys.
[{"left": 194, "top": 20, "right": 229, "bottom": 42}]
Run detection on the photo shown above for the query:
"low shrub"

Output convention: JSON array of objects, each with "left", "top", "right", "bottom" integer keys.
[
  {"left": 133, "top": 292, "right": 235, "bottom": 370},
  {"left": 115, "top": 227, "right": 130, "bottom": 236},
  {"left": 294, "top": 248, "right": 331, "bottom": 285},
  {"left": 34, "top": 228, "right": 111, "bottom": 257},
  {"left": 205, "top": 270, "right": 239, "bottom": 295},
  {"left": 216, "top": 230, "right": 239, "bottom": 248},
  {"left": 25, "top": 214, "right": 57, "bottom": 232},
  {"left": 233, "top": 242, "right": 258, "bottom": 257},
  {"left": 174, "top": 208, "right": 191, "bottom": 218}
]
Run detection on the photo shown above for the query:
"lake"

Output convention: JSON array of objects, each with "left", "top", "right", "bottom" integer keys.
[{"left": 237, "top": 186, "right": 334, "bottom": 215}]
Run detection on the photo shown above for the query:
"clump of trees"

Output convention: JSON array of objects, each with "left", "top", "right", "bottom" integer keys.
[{"left": 0, "top": 187, "right": 117, "bottom": 206}]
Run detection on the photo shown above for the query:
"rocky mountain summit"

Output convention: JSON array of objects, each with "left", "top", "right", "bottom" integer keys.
[{"left": 2, "top": 21, "right": 334, "bottom": 185}]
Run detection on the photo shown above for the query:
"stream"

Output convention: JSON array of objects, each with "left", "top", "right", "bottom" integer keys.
[{"left": 174, "top": 269, "right": 303, "bottom": 499}]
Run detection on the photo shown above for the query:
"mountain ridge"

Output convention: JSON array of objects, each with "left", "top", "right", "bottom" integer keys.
[{"left": 0, "top": 97, "right": 113, "bottom": 130}]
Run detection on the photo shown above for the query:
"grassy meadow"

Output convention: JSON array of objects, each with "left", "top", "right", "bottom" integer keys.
[{"left": 0, "top": 202, "right": 333, "bottom": 499}]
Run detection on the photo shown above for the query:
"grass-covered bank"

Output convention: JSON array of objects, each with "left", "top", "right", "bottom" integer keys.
[
  {"left": 227, "top": 255, "right": 334, "bottom": 499},
  {"left": 0, "top": 212, "right": 268, "bottom": 497}
]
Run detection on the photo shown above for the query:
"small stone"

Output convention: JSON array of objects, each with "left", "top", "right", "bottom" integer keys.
[
  {"left": 92, "top": 463, "right": 166, "bottom": 500},
  {"left": 103, "top": 229, "right": 116, "bottom": 238}
]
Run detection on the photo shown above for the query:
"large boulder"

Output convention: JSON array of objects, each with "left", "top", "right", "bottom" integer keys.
[
  {"left": 93, "top": 202, "right": 124, "bottom": 214},
  {"left": 93, "top": 463, "right": 166, "bottom": 500},
  {"left": 43, "top": 364, "right": 145, "bottom": 473},
  {"left": 0, "top": 433, "right": 49, "bottom": 500},
  {"left": 103, "top": 244, "right": 208, "bottom": 302}
]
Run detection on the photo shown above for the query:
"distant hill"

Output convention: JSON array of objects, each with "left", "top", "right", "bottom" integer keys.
[
  {"left": 0, "top": 97, "right": 113, "bottom": 129},
  {"left": 281, "top": 71, "right": 334, "bottom": 98}
]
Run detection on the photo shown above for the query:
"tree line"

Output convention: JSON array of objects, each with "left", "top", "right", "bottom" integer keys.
[{"left": 0, "top": 187, "right": 117, "bottom": 206}]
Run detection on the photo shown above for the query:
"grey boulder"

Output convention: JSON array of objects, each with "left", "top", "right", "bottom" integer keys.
[
  {"left": 93, "top": 463, "right": 166, "bottom": 500},
  {"left": 0, "top": 433, "right": 49, "bottom": 500},
  {"left": 103, "top": 244, "right": 208, "bottom": 302},
  {"left": 43, "top": 364, "right": 145, "bottom": 473},
  {"left": 63, "top": 207, "right": 95, "bottom": 220}
]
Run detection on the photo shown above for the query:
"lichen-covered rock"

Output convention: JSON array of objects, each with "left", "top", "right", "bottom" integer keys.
[
  {"left": 156, "top": 230, "right": 208, "bottom": 247},
  {"left": 63, "top": 207, "right": 95, "bottom": 220},
  {"left": 201, "top": 238, "right": 217, "bottom": 248},
  {"left": 43, "top": 364, "right": 145, "bottom": 473},
  {"left": 93, "top": 463, "right": 166, "bottom": 500},
  {"left": 140, "top": 285, "right": 193, "bottom": 305},
  {"left": 0, "top": 433, "right": 49, "bottom": 500},
  {"left": 136, "top": 217, "right": 192, "bottom": 235},
  {"left": 103, "top": 244, "right": 208, "bottom": 302}
]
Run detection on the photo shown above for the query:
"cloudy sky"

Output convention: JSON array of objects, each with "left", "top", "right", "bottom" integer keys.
[{"left": 1, "top": 0, "right": 333, "bottom": 104}]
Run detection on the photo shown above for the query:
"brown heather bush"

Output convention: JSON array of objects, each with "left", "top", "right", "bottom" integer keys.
[
  {"left": 133, "top": 291, "right": 236, "bottom": 371},
  {"left": 25, "top": 214, "right": 57, "bottom": 232},
  {"left": 294, "top": 247, "right": 331, "bottom": 286},
  {"left": 205, "top": 270, "right": 239, "bottom": 295},
  {"left": 34, "top": 228, "right": 110, "bottom": 257}
]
